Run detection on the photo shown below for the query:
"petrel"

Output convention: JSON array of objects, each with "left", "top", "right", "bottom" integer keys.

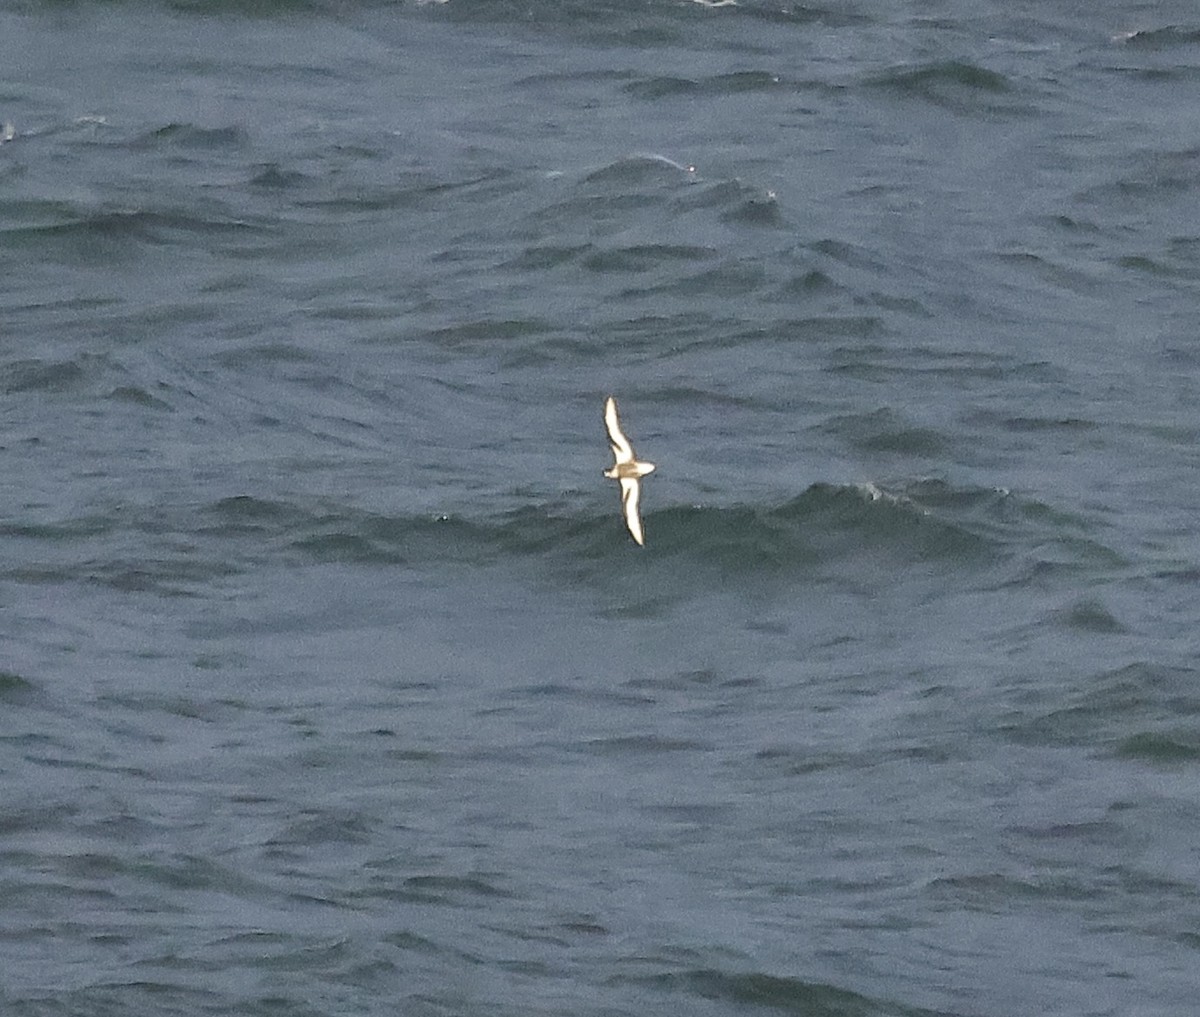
[{"left": 603, "top": 396, "right": 655, "bottom": 546}]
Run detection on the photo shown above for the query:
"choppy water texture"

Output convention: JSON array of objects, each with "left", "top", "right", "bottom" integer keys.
[{"left": 4, "top": 1, "right": 1200, "bottom": 1014}]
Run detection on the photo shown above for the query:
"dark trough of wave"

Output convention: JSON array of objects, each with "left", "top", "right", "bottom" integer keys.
[{"left": 199, "top": 479, "right": 1111, "bottom": 583}]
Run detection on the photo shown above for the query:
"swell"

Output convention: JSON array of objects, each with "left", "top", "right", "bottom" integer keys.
[
  {"left": 1, "top": 481, "right": 1120, "bottom": 596},
  {"left": 623, "top": 966, "right": 942, "bottom": 1017},
  {"left": 1, "top": 204, "right": 264, "bottom": 265}
]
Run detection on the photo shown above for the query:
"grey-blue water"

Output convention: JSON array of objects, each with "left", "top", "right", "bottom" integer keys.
[{"left": 4, "top": 2, "right": 1200, "bottom": 1014}]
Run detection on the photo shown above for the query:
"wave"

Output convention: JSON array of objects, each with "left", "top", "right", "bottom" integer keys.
[
  {"left": 1111, "top": 25, "right": 1200, "bottom": 49},
  {"left": 510, "top": 157, "right": 787, "bottom": 301},
  {"left": 1000, "top": 661, "right": 1200, "bottom": 754},
  {"left": 624, "top": 966, "right": 942, "bottom": 1017},
  {"left": 623, "top": 69, "right": 786, "bottom": 101},
  {"left": 1, "top": 479, "right": 1122, "bottom": 598},
  {"left": 1, "top": 203, "right": 262, "bottom": 264},
  {"left": 864, "top": 59, "right": 1031, "bottom": 117},
  {"left": 129, "top": 122, "right": 250, "bottom": 151},
  {"left": 207, "top": 483, "right": 980, "bottom": 572}
]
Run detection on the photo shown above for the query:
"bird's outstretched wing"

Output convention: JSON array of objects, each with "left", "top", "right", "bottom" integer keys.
[
  {"left": 620, "top": 477, "right": 645, "bottom": 546},
  {"left": 605, "top": 396, "right": 635, "bottom": 465}
]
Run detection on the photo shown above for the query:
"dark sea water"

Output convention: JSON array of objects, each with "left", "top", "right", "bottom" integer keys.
[{"left": 4, "top": 1, "right": 1200, "bottom": 1014}]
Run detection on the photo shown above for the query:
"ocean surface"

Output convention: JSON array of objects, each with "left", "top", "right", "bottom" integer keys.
[{"left": 4, "top": 1, "right": 1200, "bottom": 1014}]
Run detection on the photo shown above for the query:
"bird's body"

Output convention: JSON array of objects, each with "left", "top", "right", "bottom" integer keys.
[{"left": 603, "top": 396, "right": 655, "bottom": 545}]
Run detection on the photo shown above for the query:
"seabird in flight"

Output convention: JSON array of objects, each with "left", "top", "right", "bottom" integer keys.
[{"left": 603, "top": 396, "right": 655, "bottom": 546}]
